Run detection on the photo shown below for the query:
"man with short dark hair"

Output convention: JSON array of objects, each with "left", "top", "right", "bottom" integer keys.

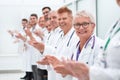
[
  {"left": 42, "top": 6, "right": 51, "bottom": 21},
  {"left": 25, "top": 13, "right": 42, "bottom": 80}
]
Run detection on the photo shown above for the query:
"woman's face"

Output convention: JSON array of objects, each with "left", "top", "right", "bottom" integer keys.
[{"left": 73, "top": 17, "right": 95, "bottom": 40}]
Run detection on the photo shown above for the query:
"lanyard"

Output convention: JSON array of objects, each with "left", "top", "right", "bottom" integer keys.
[
  {"left": 102, "top": 20, "right": 120, "bottom": 68},
  {"left": 76, "top": 45, "right": 81, "bottom": 61},
  {"left": 104, "top": 20, "right": 120, "bottom": 51}
]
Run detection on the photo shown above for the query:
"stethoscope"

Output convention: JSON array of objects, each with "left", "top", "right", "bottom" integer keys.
[
  {"left": 101, "top": 19, "right": 120, "bottom": 68},
  {"left": 67, "top": 30, "right": 75, "bottom": 47},
  {"left": 47, "top": 29, "right": 62, "bottom": 41},
  {"left": 55, "top": 30, "right": 75, "bottom": 49},
  {"left": 46, "top": 29, "right": 62, "bottom": 47},
  {"left": 71, "top": 35, "right": 95, "bottom": 63},
  {"left": 47, "top": 33, "right": 51, "bottom": 41}
]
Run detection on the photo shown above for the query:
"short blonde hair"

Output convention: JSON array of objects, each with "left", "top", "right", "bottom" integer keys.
[{"left": 74, "top": 10, "right": 95, "bottom": 23}]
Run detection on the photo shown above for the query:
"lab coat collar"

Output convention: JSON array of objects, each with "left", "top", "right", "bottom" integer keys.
[
  {"left": 76, "top": 34, "right": 96, "bottom": 49},
  {"left": 84, "top": 34, "right": 96, "bottom": 49},
  {"left": 30, "top": 24, "right": 40, "bottom": 32},
  {"left": 53, "top": 27, "right": 62, "bottom": 33},
  {"left": 61, "top": 27, "right": 75, "bottom": 38}
]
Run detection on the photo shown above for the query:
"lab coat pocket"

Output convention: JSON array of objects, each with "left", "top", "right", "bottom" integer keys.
[{"left": 78, "top": 50, "right": 90, "bottom": 64}]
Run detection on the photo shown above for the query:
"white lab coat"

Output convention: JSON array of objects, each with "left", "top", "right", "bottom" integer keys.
[
  {"left": 18, "top": 28, "right": 32, "bottom": 72},
  {"left": 43, "top": 27, "right": 79, "bottom": 80},
  {"left": 29, "top": 24, "right": 43, "bottom": 65},
  {"left": 21, "top": 44, "right": 32, "bottom": 72},
  {"left": 90, "top": 20, "right": 120, "bottom": 80},
  {"left": 37, "top": 26, "right": 50, "bottom": 70},
  {"left": 72, "top": 34, "right": 103, "bottom": 66},
  {"left": 71, "top": 34, "right": 103, "bottom": 80},
  {"left": 42, "top": 27, "right": 62, "bottom": 80},
  {"left": 41, "top": 27, "right": 49, "bottom": 43},
  {"left": 45, "top": 27, "right": 62, "bottom": 47},
  {"left": 35, "top": 27, "right": 49, "bottom": 70}
]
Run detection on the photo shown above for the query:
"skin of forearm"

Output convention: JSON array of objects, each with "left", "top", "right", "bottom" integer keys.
[{"left": 21, "top": 36, "right": 27, "bottom": 42}]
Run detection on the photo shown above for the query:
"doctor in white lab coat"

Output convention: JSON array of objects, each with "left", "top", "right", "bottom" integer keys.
[
  {"left": 71, "top": 11, "right": 103, "bottom": 80},
  {"left": 15, "top": 23, "right": 33, "bottom": 80},
  {"left": 25, "top": 13, "right": 44, "bottom": 80},
  {"left": 50, "top": 0, "right": 120, "bottom": 80},
  {"left": 71, "top": 11, "right": 103, "bottom": 66},
  {"left": 38, "top": 11, "right": 62, "bottom": 80}
]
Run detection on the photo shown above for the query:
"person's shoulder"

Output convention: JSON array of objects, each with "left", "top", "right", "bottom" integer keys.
[
  {"left": 96, "top": 36, "right": 103, "bottom": 42},
  {"left": 95, "top": 36, "right": 104, "bottom": 47}
]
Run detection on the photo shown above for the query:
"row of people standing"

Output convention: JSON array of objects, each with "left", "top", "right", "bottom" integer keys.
[
  {"left": 28, "top": 6, "right": 103, "bottom": 80},
  {"left": 8, "top": 6, "right": 53, "bottom": 80},
  {"left": 8, "top": 1, "right": 120, "bottom": 80},
  {"left": 29, "top": 0, "right": 120, "bottom": 80},
  {"left": 47, "top": 0, "right": 120, "bottom": 80}
]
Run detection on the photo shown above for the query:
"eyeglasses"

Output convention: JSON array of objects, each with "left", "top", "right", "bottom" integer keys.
[{"left": 73, "top": 22, "right": 93, "bottom": 29}]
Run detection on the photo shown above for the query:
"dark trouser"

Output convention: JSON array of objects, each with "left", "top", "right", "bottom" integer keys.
[
  {"left": 37, "top": 68, "right": 48, "bottom": 80},
  {"left": 32, "top": 65, "right": 48, "bottom": 80},
  {"left": 25, "top": 72, "right": 33, "bottom": 80},
  {"left": 21, "top": 72, "right": 33, "bottom": 80},
  {"left": 32, "top": 65, "right": 38, "bottom": 80}
]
